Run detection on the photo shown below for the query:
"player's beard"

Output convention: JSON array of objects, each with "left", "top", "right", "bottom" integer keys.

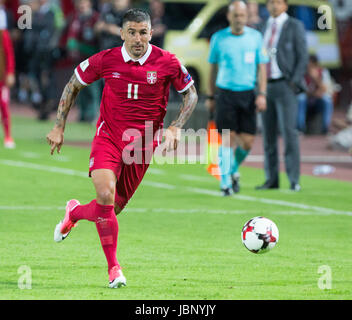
[{"left": 131, "top": 44, "right": 147, "bottom": 59}]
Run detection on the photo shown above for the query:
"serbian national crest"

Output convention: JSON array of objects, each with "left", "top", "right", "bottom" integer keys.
[{"left": 147, "top": 71, "right": 157, "bottom": 84}]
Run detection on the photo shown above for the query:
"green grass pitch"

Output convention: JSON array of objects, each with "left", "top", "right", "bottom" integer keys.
[{"left": 0, "top": 116, "right": 351, "bottom": 299}]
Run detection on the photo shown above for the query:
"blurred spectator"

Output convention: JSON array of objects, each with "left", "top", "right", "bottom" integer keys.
[
  {"left": 327, "top": 103, "right": 352, "bottom": 151},
  {"left": 0, "top": 4, "right": 16, "bottom": 148},
  {"left": 20, "top": 0, "right": 58, "bottom": 120},
  {"left": 329, "top": 0, "right": 352, "bottom": 71},
  {"left": 247, "top": 0, "right": 262, "bottom": 29},
  {"left": 329, "top": 0, "right": 352, "bottom": 22},
  {"left": 66, "top": 0, "right": 99, "bottom": 63},
  {"left": 297, "top": 55, "right": 335, "bottom": 134},
  {"left": 66, "top": 0, "right": 100, "bottom": 122},
  {"left": 95, "top": 0, "right": 130, "bottom": 51},
  {"left": 149, "top": 0, "right": 167, "bottom": 48},
  {"left": 51, "top": 0, "right": 66, "bottom": 32},
  {"left": 97, "top": 0, "right": 111, "bottom": 11},
  {"left": 0, "top": 0, "right": 15, "bottom": 30},
  {"left": 61, "top": 0, "right": 75, "bottom": 18}
]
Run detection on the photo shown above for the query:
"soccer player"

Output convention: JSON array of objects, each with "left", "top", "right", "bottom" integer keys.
[
  {"left": 46, "top": 9, "right": 198, "bottom": 288},
  {"left": 0, "top": 26, "right": 16, "bottom": 148}
]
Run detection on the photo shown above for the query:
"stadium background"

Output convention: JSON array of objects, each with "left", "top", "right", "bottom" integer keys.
[{"left": 4, "top": 0, "right": 352, "bottom": 179}]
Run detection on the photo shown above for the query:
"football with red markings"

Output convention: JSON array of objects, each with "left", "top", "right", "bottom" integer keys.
[{"left": 241, "top": 217, "right": 279, "bottom": 254}]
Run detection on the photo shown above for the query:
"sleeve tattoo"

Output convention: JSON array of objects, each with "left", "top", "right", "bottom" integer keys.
[
  {"left": 170, "top": 85, "right": 198, "bottom": 129},
  {"left": 55, "top": 74, "right": 85, "bottom": 129}
]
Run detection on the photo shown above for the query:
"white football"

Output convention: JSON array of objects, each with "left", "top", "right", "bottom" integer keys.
[{"left": 241, "top": 217, "right": 279, "bottom": 254}]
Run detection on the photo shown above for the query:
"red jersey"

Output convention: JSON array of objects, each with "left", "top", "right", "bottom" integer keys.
[
  {"left": 0, "top": 29, "right": 15, "bottom": 82},
  {"left": 75, "top": 44, "right": 194, "bottom": 146}
]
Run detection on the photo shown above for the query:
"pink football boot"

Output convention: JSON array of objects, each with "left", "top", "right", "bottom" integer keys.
[
  {"left": 109, "top": 266, "right": 126, "bottom": 288},
  {"left": 54, "top": 200, "right": 80, "bottom": 242}
]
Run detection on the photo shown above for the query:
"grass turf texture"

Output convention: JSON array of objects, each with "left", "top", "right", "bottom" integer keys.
[{"left": 0, "top": 116, "right": 351, "bottom": 299}]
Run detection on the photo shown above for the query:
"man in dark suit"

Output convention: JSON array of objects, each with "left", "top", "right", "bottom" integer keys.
[{"left": 256, "top": 0, "right": 308, "bottom": 191}]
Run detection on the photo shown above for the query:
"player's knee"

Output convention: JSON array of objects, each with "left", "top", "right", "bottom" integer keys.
[
  {"left": 96, "top": 188, "right": 115, "bottom": 205},
  {"left": 242, "top": 140, "right": 253, "bottom": 151},
  {"left": 240, "top": 135, "right": 255, "bottom": 150}
]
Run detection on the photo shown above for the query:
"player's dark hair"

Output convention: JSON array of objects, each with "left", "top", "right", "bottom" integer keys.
[
  {"left": 122, "top": 9, "right": 151, "bottom": 27},
  {"left": 309, "top": 54, "right": 319, "bottom": 65}
]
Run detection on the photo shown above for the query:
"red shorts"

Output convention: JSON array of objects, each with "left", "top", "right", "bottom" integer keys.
[{"left": 89, "top": 134, "right": 154, "bottom": 210}]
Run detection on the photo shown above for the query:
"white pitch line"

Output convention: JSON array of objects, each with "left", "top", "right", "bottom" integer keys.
[
  {"left": 1, "top": 159, "right": 352, "bottom": 216},
  {"left": 142, "top": 181, "right": 176, "bottom": 190},
  {"left": 124, "top": 208, "right": 341, "bottom": 216},
  {"left": 0, "top": 159, "right": 88, "bottom": 178},
  {"left": 185, "top": 186, "right": 352, "bottom": 216},
  {"left": 0, "top": 205, "right": 65, "bottom": 211},
  {"left": 146, "top": 168, "right": 165, "bottom": 175},
  {"left": 247, "top": 154, "right": 352, "bottom": 163},
  {"left": 178, "top": 173, "right": 214, "bottom": 182}
]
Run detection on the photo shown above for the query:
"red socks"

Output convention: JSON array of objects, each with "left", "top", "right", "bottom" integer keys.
[
  {"left": 95, "top": 203, "right": 120, "bottom": 271},
  {"left": 70, "top": 199, "right": 97, "bottom": 222},
  {"left": 70, "top": 200, "right": 120, "bottom": 271},
  {"left": 0, "top": 86, "right": 10, "bottom": 138}
]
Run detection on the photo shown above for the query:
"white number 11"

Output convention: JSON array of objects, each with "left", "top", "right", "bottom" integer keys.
[{"left": 127, "top": 83, "right": 138, "bottom": 99}]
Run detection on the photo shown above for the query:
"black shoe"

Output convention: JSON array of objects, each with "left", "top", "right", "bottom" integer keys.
[
  {"left": 221, "top": 188, "right": 233, "bottom": 197},
  {"left": 255, "top": 181, "right": 279, "bottom": 190},
  {"left": 290, "top": 183, "right": 301, "bottom": 192},
  {"left": 231, "top": 173, "right": 240, "bottom": 193}
]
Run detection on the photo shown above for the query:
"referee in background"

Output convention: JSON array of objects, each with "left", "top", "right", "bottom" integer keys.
[{"left": 206, "top": 0, "right": 268, "bottom": 196}]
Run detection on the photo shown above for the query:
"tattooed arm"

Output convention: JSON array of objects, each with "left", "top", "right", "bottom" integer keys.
[
  {"left": 162, "top": 84, "right": 198, "bottom": 153},
  {"left": 46, "top": 73, "right": 85, "bottom": 155}
]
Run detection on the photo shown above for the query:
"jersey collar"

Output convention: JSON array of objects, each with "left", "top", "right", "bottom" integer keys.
[{"left": 121, "top": 43, "right": 152, "bottom": 65}]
